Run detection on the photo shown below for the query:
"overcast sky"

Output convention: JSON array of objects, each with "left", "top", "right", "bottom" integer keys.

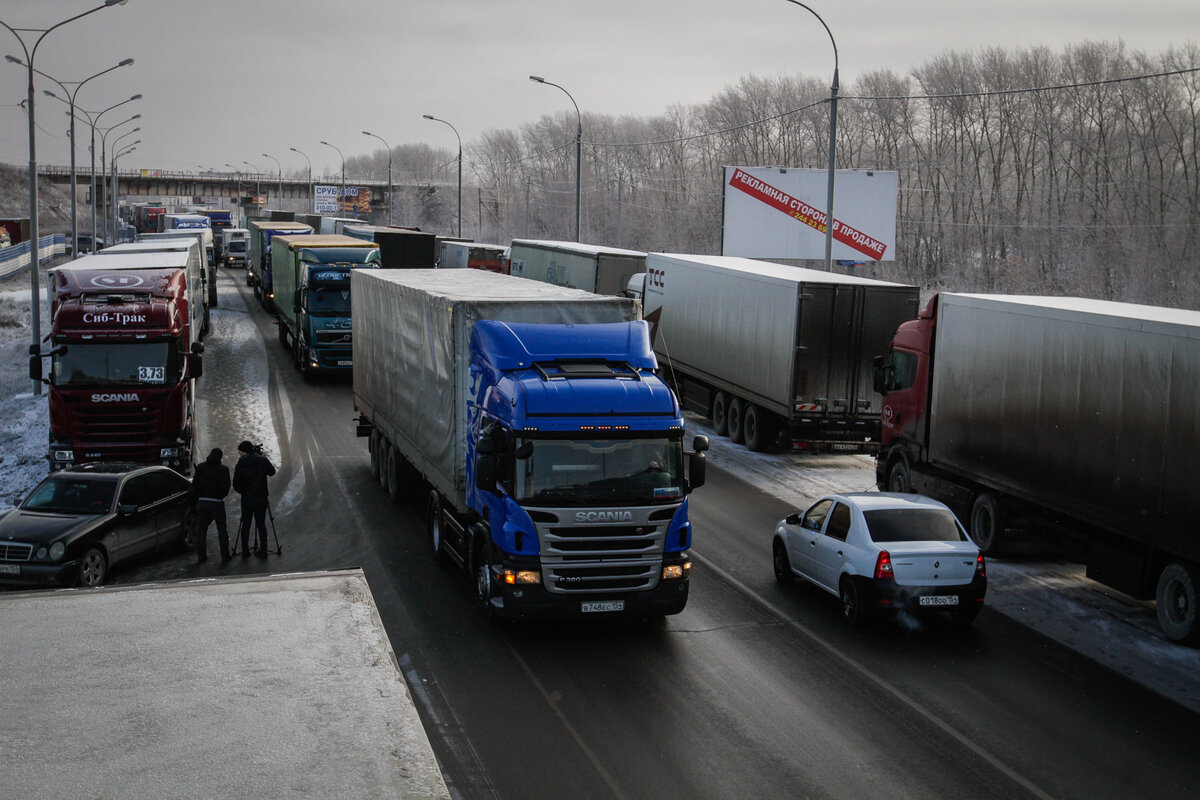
[{"left": 1, "top": 0, "right": 1196, "bottom": 178}]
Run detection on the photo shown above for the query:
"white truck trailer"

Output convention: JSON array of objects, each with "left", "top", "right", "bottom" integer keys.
[
  {"left": 0, "top": 570, "right": 449, "bottom": 798},
  {"left": 508, "top": 239, "right": 646, "bottom": 295}
]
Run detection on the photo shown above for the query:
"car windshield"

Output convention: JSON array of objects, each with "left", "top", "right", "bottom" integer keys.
[
  {"left": 863, "top": 508, "right": 967, "bottom": 543},
  {"left": 513, "top": 436, "right": 684, "bottom": 507},
  {"left": 53, "top": 341, "right": 180, "bottom": 387},
  {"left": 22, "top": 476, "right": 115, "bottom": 514}
]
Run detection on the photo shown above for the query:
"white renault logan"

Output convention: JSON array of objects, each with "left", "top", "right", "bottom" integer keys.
[{"left": 773, "top": 493, "right": 986, "bottom": 628}]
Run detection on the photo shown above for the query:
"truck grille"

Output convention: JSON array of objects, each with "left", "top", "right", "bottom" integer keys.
[
  {"left": 315, "top": 330, "right": 351, "bottom": 345},
  {"left": 533, "top": 508, "right": 674, "bottom": 595},
  {"left": 0, "top": 542, "right": 33, "bottom": 562},
  {"left": 68, "top": 402, "right": 162, "bottom": 460}
]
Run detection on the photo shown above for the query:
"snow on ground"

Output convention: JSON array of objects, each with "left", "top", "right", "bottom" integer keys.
[{"left": 1, "top": 266, "right": 1197, "bottom": 713}]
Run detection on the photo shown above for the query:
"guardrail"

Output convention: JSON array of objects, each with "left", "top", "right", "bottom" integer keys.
[{"left": 0, "top": 234, "right": 69, "bottom": 281}]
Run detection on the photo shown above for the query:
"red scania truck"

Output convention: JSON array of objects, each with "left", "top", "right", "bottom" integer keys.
[{"left": 31, "top": 253, "right": 205, "bottom": 474}]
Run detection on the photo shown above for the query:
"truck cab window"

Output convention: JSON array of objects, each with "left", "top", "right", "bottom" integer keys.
[{"left": 889, "top": 350, "right": 917, "bottom": 391}]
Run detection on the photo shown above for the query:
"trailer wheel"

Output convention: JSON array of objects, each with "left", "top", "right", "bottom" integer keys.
[
  {"left": 969, "top": 493, "right": 1003, "bottom": 554},
  {"left": 744, "top": 404, "right": 776, "bottom": 452},
  {"left": 428, "top": 492, "right": 447, "bottom": 566},
  {"left": 1156, "top": 562, "right": 1200, "bottom": 645},
  {"left": 886, "top": 459, "right": 912, "bottom": 493},
  {"left": 368, "top": 431, "right": 381, "bottom": 481},
  {"left": 711, "top": 392, "right": 730, "bottom": 436},
  {"left": 377, "top": 438, "right": 390, "bottom": 491},
  {"left": 727, "top": 397, "right": 746, "bottom": 444},
  {"left": 386, "top": 446, "right": 401, "bottom": 502}
]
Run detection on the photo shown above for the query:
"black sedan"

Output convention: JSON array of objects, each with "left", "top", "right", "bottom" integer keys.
[{"left": 0, "top": 464, "right": 196, "bottom": 588}]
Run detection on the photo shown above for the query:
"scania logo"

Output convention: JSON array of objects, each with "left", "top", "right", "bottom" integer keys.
[
  {"left": 90, "top": 274, "right": 145, "bottom": 289},
  {"left": 91, "top": 393, "right": 140, "bottom": 403},
  {"left": 574, "top": 511, "right": 633, "bottom": 523}
]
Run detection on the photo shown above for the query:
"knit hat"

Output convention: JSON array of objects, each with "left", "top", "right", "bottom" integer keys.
[{"left": 237, "top": 440, "right": 254, "bottom": 454}]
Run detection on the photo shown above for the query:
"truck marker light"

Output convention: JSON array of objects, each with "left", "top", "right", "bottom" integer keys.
[
  {"left": 504, "top": 569, "right": 540, "bottom": 585},
  {"left": 662, "top": 562, "right": 692, "bottom": 580}
]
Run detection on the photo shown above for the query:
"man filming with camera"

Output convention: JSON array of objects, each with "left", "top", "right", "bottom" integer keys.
[{"left": 233, "top": 440, "right": 277, "bottom": 558}]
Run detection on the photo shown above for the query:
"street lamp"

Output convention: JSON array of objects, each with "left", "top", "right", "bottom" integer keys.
[
  {"left": 224, "top": 162, "right": 242, "bottom": 211},
  {"left": 320, "top": 141, "right": 345, "bottom": 215},
  {"left": 99, "top": 114, "right": 138, "bottom": 241},
  {"left": 783, "top": 0, "right": 838, "bottom": 271},
  {"left": 289, "top": 147, "right": 312, "bottom": 211},
  {"left": 1, "top": 0, "right": 130, "bottom": 393},
  {"left": 529, "top": 75, "right": 581, "bottom": 242},
  {"left": 76, "top": 94, "right": 140, "bottom": 247},
  {"left": 22, "top": 57, "right": 134, "bottom": 258},
  {"left": 262, "top": 153, "right": 282, "bottom": 210},
  {"left": 362, "top": 130, "right": 392, "bottom": 225},
  {"left": 242, "top": 160, "right": 261, "bottom": 197},
  {"left": 110, "top": 135, "right": 138, "bottom": 240},
  {"left": 422, "top": 115, "right": 461, "bottom": 237}
]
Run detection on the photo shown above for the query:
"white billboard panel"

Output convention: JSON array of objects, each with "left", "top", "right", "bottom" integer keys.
[{"left": 721, "top": 167, "right": 898, "bottom": 261}]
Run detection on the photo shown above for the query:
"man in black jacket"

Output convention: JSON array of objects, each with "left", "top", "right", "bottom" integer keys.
[
  {"left": 233, "top": 440, "right": 277, "bottom": 558},
  {"left": 193, "top": 448, "right": 232, "bottom": 563}
]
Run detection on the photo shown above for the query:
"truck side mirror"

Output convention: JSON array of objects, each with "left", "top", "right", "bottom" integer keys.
[
  {"left": 191, "top": 341, "right": 205, "bottom": 355},
  {"left": 872, "top": 355, "right": 890, "bottom": 395},
  {"left": 688, "top": 436, "right": 709, "bottom": 492},
  {"left": 189, "top": 353, "right": 203, "bottom": 379},
  {"left": 28, "top": 355, "right": 42, "bottom": 382},
  {"left": 294, "top": 289, "right": 302, "bottom": 314},
  {"left": 475, "top": 454, "right": 498, "bottom": 494}
]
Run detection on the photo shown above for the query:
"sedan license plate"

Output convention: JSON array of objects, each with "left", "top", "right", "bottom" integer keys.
[
  {"left": 581, "top": 599, "right": 625, "bottom": 613},
  {"left": 0, "top": 564, "right": 20, "bottom": 575},
  {"left": 919, "top": 595, "right": 959, "bottom": 607}
]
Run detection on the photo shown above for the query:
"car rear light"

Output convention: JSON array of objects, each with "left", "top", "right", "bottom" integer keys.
[
  {"left": 874, "top": 550, "right": 894, "bottom": 580},
  {"left": 975, "top": 553, "right": 986, "bottom": 578}
]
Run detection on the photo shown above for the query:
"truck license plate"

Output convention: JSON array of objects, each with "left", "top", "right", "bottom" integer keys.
[
  {"left": 0, "top": 564, "right": 20, "bottom": 575},
  {"left": 581, "top": 599, "right": 625, "bottom": 613},
  {"left": 919, "top": 595, "right": 959, "bottom": 607},
  {"left": 337, "top": 360, "right": 352, "bottom": 366},
  {"left": 831, "top": 443, "right": 860, "bottom": 451}
]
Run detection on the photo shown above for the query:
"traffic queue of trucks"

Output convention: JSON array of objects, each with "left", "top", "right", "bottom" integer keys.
[
  {"left": 352, "top": 270, "right": 707, "bottom": 620},
  {"left": 247, "top": 220, "right": 314, "bottom": 309}
]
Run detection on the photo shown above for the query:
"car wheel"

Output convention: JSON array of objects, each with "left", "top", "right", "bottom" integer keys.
[
  {"left": 949, "top": 601, "right": 982, "bottom": 628},
  {"left": 773, "top": 539, "right": 794, "bottom": 584},
  {"left": 181, "top": 507, "right": 197, "bottom": 549},
  {"left": 744, "top": 404, "right": 776, "bottom": 452},
  {"left": 727, "top": 396, "right": 745, "bottom": 444},
  {"left": 428, "top": 492, "right": 447, "bottom": 566},
  {"left": 711, "top": 392, "right": 729, "bottom": 436},
  {"left": 887, "top": 459, "right": 912, "bottom": 493},
  {"left": 1156, "top": 562, "right": 1200, "bottom": 645},
  {"left": 969, "top": 493, "right": 1003, "bottom": 554},
  {"left": 78, "top": 546, "right": 107, "bottom": 588},
  {"left": 839, "top": 577, "right": 870, "bottom": 627}
]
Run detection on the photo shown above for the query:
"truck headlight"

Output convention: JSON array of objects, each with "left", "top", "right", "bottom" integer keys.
[
  {"left": 52, "top": 450, "right": 73, "bottom": 462},
  {"left": 504, "top": 569, "right": 540, "bottom": 585},
  {"left": 662, "top": 561, "right": 692, "bottom": 580},
  {"left": 160, "top": 447, "right": 181, "bottom": 458},
  {"left": 49, "top": 542, "right": 66, "bottom": 561}
]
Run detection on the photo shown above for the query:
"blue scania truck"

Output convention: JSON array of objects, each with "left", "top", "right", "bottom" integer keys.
[
  {"left": 352, "top": 270, "right": 708, "bottom": 620},
  {"left": 271, "top": 234, "right": 380, "bottom": 375}
]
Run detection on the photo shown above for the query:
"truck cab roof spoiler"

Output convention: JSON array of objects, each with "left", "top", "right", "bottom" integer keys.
[{"left": 532, "top": 361, "right": 643, "bottom": 381}]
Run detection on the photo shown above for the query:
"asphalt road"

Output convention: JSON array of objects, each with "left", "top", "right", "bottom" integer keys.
[{"left": 115, "top": 269, "right": 1200, "bottom": 800}]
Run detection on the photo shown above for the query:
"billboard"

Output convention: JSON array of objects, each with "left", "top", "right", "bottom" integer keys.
[
  {"left": 314, "top": 185, "right": 372, "bottom": 215},
  {"left": 721, "top": 167, "right": 898, "bottom": 262}
]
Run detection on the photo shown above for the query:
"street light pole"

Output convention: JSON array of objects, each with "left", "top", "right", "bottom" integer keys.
[
  {"left": 262, "top": 153, "right": 282, "bottom": 210},
  {"left": 242, "top": 161, "right": 261, "bottom": 198},
  {"left": 422, "top": 115, "right": 462, "bottom": 237},
  {"left": 529, "top": 75, "right": 581, "bottom": 242},
  {"left": 77, "top": 94, "right": 140, "bottom": 247},
  {"left": 24, "top": 57, "right": 134, "bottom": 257},
  {"left": 99, "top": 115, "right": 138, "bottom": 240},
  {"left": 110, "top": 136, "right": 138, "bottom": 240},
  {"left": 1, "top": 0, "right": 130, "bottom": 393},
  {"left": 289, "top": 147, "right": 312, "bottom": 212},
  {"left": 320, "top": 141, "right": 345, "bottom": 215},
  {"left": 783, "top": 0, "right": 838, "bottom": 271},
  {"left": 224, "top": 163, "right": 242, "bottom": 215},
  {"left": 362, "top": 131, "right": 392, "bottom": 225}
]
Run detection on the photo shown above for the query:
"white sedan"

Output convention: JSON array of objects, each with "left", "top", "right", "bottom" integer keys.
[{"left": 772, "top": 492, "right": 986, "bottom": 627}]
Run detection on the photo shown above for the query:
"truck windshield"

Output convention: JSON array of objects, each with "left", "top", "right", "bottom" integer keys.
[
  {"left": 229, "top": 241, "right": 246, "bottom": 253},
  {"left": 308, "top": 279, "right": 352, "bottom": 315},
  {"left": 52, "top": 341, "right": 181, "bottom": 387},
  {"left": 513, "top": 436, "right": 684, "bottom": 506}
]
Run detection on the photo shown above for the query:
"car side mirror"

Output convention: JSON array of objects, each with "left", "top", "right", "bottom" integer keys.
[
  {"left": 117, "top": 503, "right": 137, "bottom": 516},
  {"left": 785, "top": 513, "right": 801, "bottom": 525}
]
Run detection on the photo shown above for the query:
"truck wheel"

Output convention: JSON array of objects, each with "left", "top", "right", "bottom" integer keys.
[
  {"left": 1156, "top": 562, "right": 1200, "bottom": 644},
  {"left": 378, "top": 439, "right": 391, "bottom": 491},
  {"left": 969, "top": 493, "right": 1003, "bottom": 554},
  {"left": 773, "top": 538, "right": 794, "bottom": 584},
  {"left": 368, "top": 431, "right": 381, "bottom": 480},
  {"left": 386, "top": 447, "right": 401, "bottom": 502},
  {"left": 78, "top": 546, "right": 107, "bottom": 588},
  {"left": 744, "top": 404, "right": 776, "bottom": 452},
  {"left": 886, "top": 459, "right": 912, "bottom": 493},
  {"left": 727, "top": 397, "right": 746, "bottom": 444},
  {"left": 711, "top": 392, "right": 729, "bottom": 436},
  {"left": 428, "top": 492, "right": 447, "bottom": 566}
]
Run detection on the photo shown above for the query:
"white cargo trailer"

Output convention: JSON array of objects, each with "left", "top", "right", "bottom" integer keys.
[{"left": 509, "top": 239, "right": 646, "bottom": 295}]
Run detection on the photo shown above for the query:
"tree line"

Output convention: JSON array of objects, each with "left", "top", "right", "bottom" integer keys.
[{"left": 346, "top": 41, "right": 1199, "bottom": 308}]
